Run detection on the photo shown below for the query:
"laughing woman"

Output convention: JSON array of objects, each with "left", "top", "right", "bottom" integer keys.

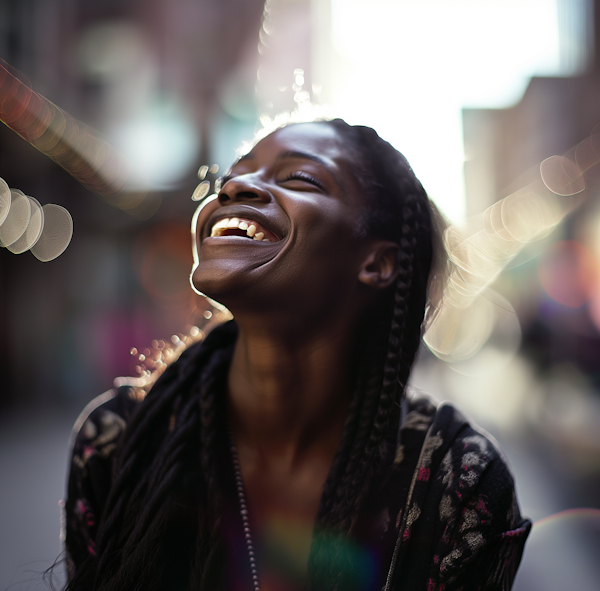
[{"left": 64, "top": 119, "right": 531, "bottom": 591}]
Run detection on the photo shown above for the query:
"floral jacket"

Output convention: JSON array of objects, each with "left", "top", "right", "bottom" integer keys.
[{"left": 65, "top": 356, "right": 530, "bottom": 590}]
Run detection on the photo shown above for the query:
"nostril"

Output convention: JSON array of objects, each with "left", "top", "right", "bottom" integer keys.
[{"left": 219, "top": 190, "right": 260, "bottom": 204}]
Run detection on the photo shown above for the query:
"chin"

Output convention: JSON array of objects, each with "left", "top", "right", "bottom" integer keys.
[
  {"left": 191, "top": 261, "right": 261, "bottom": 312},
  {"left": 191, "top": 263, "right": 232, "bottom": 301}
]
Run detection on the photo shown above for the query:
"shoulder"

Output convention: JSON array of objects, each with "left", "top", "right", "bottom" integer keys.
[
  {"left": 64, "top": 386, "right": 144, "bottom": 573},
  {"left": 402, "top": 391, "right": 524, "bottom": 526},
  {"left": 68, "top": 386, "right": 141, "bottom": 470},
  {"left": 427, "top": 398, "right": 520, "bottom": 512},
  {"left": 400, "top": 390, "right": 517, "bottom": 493},
  {"left": 386, "top": 391, "right": 531, "bottom": 588},
  {"left": 68, "top": 320, "right": 239, "bottom": 459},
  {"left": 64, "top": 322, "right": 238, "bottom": 575},
  {"left": 405, "top": 393, "right": 531, "bottom": 589}
]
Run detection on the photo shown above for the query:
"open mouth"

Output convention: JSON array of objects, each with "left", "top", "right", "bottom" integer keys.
[{"left": 209, "top": 216, "right": 279, "bottom": 242}]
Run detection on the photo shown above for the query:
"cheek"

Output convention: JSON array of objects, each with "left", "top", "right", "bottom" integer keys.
[
  {"left": 288, "top": 204, "right": 364, "bottom": 286},
  {"left": 296, "top": 201, "right": 360, "bottom": 254}
]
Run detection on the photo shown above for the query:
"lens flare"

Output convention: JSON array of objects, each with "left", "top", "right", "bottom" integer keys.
[
  {"left": 29, "top": 204, "right": 73, "bottom": 262},
  {"left": 0, "top": 189, "right": 30, "bottom": 247},
  {"left": 425, "top": 138, "right": 589, "bottom": 362},
  {"left": 424, "top": 288, "right": 521, "bottom": 373},
  {"left": 538, "top": 240, "right": 596, "bottom": 308},
  {"left": 534, "top": 507, "right": 600, "bottom": 528},
  {"left": 540, "top": 155, "right": 585, "bottom": 196},
  {"left": 0, "top": 177, "right": 72, "bottom": 260},
  {"left": 7, "top": 196, "right": 44, "bottom": 254},
  {"left": 0, "top": 177, "right": 10, "bottom": 225},
  {"left": 523, "top": 507, "right": 600, "bottom": 591},
  {"left": 0, "top": 59, "right": 157, "bottom": 216}
]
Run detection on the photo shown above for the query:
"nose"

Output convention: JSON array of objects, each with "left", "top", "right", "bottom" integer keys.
[{"left": 218, "top": 174, "right": 271, "bottom": 205}]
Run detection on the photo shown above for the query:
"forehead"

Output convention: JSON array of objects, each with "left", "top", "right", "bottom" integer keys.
[{"left": 241, "top": 122, "right": 354, "bottom": 170}]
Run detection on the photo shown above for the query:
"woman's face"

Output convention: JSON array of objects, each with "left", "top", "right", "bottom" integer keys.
[{"left": 191, "top": 122, "right": 373, "bottom": 320}]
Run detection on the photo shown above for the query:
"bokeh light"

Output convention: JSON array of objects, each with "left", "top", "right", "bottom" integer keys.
[
  {"left": 7, "top": 196, "right": 44, "bottom": 254},
  {"left": 0, "top": 189, "right": 30, "bottom": 247},
  {"left": 111, "top": 101, "right": 199, "bottom": 190},
  {"left": 0, "top": 176, "right": 73, "bottom": 261},
  {"left": 538, "top": 240, "right": 597, "bottom": 308},
  {"left": 29, "top": 204, "right": 73, "bottom": 262}
]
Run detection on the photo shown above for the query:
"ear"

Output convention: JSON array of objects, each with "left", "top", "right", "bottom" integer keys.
[{"left": 357, "top": 241, "right": 399, "bottom": 290}]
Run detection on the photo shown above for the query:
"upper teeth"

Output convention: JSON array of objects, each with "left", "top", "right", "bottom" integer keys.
[{"left": 210, "top": 217, "right": 272, "bottom": 241}]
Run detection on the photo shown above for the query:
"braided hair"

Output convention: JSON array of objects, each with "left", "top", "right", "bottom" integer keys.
[
  {"left": 304, "top": 120, "right": 433, "bottom": 589},
  {"left": 64, "top": 120, "right": 434, "bottom": 591}
]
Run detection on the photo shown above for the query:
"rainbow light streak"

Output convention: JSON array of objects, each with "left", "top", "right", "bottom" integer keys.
[{"left": 533, "top": 507, "right": 600, "bottom": 528}]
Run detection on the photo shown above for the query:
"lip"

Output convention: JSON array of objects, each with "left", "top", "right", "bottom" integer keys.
[{"left": 202, "top": 204, "right": 289, "bottom": 243}]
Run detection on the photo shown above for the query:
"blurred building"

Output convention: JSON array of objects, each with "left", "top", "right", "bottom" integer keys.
[
  {"left": 0, "top": 0, "right": 323, "bottom": 410},
  {"left": 0, "top": 0, "right": 276, "bottom": 410},
  {"left": 462, "top": 0, "right": 600, "bottom": 507},
  {"left": 463, "top": 0, "right": 600, "bottom": 370}
]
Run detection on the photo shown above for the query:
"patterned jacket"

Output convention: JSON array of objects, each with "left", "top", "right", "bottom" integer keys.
[{"left": 65, "top": 344, "right": 530, "bottom": 590}]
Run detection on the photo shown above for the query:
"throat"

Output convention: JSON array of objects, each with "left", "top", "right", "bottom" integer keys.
[{"left": 230, "top": 433, "right": 320, "bottom": 591}]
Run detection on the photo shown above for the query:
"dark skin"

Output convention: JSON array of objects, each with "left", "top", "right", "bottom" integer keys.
[{"left": 192, "top": 123, "right": 400, "bottom": 589}]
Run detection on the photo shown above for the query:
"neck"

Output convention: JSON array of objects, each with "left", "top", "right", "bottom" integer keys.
[{"left": 227, "top": 314, "right": 360, "bottom": 467}]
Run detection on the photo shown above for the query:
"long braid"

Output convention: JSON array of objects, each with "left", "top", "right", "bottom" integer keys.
[
  {"left": 93, "top": 358, "right": 199, "bottom": 564},
  {"left": 97, "top": 391, "right": 203, "bottom": 587},
  {"left": 191, "top": 343, "right": 233, "bottom": 590},
  {"left": 91, "top": 355, "right": 203, "bottom": 583},
  {"left": 308, "top": 121, "right": 433, "bottom": 590},
  {"left": 67, "top": 322, "right": 237, "bottom": 591},
  {"left": 316, "top": 352, "right": 371, "bottom": 520},
  {"left": 121, "top": 393, "right": 201, "bottom": 553},
  {"left": 345, "top": 198, "right": 421, "bottom": 513}
]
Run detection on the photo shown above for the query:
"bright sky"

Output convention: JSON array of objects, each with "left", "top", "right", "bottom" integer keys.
[{"left": 328, "top": 0, "right": 588, "bottom": 221}]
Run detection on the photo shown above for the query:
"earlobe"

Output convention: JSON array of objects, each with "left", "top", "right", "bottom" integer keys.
[{"left": 357, "top": 242, "right": 399, "bottom": 290}]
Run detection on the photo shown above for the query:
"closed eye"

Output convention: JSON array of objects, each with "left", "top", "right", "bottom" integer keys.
[{"left": 282, "top": 171, "right": 324, "bottom": 189}]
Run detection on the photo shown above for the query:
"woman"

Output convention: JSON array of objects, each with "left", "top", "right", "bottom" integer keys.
[{"left": 64, "top": 119, "right": 531, "bottom": 590}]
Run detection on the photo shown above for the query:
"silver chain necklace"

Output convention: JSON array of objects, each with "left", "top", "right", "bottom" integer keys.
[{"left": 228, "top": 429, "right": 261, "bottom": 591}]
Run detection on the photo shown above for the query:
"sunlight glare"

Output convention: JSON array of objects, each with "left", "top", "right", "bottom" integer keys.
[{"left": 329, "top": 0, "right": 587, "bottom": 222}]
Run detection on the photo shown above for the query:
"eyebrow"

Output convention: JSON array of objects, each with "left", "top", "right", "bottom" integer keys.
[{"left": 219, "top": 149, "right": 341, "bottom": 189}]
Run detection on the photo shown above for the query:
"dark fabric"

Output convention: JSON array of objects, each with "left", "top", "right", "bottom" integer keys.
[
  {"left": 363, "top": 398, "right": 532, "bottom": 591},
  {"left": 64, "top": 330, "right": 531, "bottom": 590}
]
